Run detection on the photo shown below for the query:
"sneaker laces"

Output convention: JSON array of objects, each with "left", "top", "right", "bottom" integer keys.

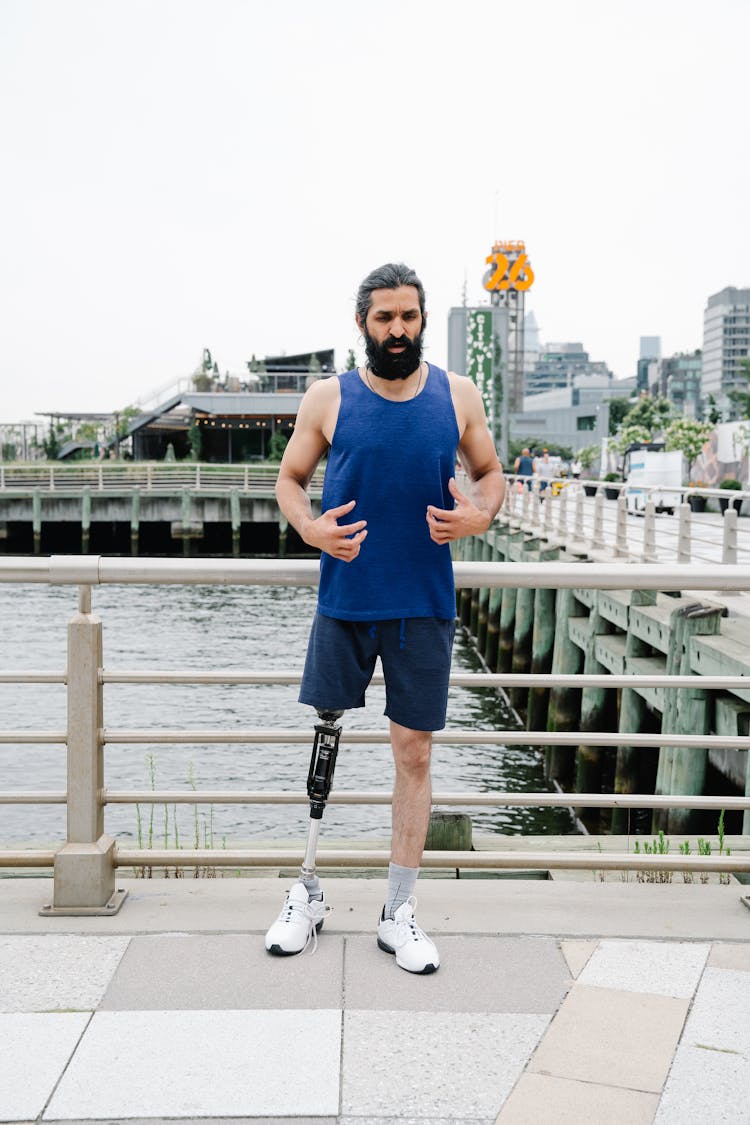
[
  {"left": 279, "top": 891, "right": 331, "bottom": 955},
  {"left": 394, "top": 895, "right": 428, "bottom": 945}
]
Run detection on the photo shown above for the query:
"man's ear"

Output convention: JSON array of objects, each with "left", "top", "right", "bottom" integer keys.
[{"left": 355, "top": 313, "right": 363, "bottom": 333}]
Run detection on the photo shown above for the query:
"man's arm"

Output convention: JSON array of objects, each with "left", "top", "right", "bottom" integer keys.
[
  {"left": 426, "top": 375, "right": 505, "bottom": 544},
  {"left": 275, "top": 379, "right": 368, "bottom": 562}
]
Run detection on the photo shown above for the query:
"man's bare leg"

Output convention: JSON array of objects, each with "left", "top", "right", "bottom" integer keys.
[
  {"left": 390, "top": 719, "right": 433, "bottom": 867},
  {"left": 376, "top": 719, "right": 440, "bottom": 973}
]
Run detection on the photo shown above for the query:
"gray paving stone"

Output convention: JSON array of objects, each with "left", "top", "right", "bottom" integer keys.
[
  {"left": 341, "top": 1010, "right": 549, "bottom": 1118},
  {"left": 99, "top": 932, "right": 344, "bottom": 1009},
  {"left": 0, "top": 1012, "right": 89, "bottom": 1122},
  {"left": 0, "top": 935, "right": 130, "bottom": 1012},
  {"left": 44, "top": 1009, "right": 341, "bottom": 1119},
  {"left": 682, "top": 967, "right": 750, "bottom": 1055},
  {"left": 654, "top": 1043, "right": 750, "bottom": 1124},
  {"left": 344, "top": 935, "right": 568, "bottom": 1011},
  {"left": 339, "top": 1119, "right": 493, "bottom": 1125},
  {"left": 577, "top": 938, "right": 710, "bottom": 998}
]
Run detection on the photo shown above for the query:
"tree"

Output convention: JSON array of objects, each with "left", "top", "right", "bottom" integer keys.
[
  {"left": 42, "top": 424, "right": 62, "bottom": 460},
  {"left": 192, "top": 371, "right": 213, "bottom": 392},
  {"left": 268, "top": 431, "right": 288, "bottom": 462},
  {"left": 705, "top": 394, "right": 722, "bottom": 425},
  {"left": 606, "top": 396, "right": 634, "bottom": 435},
  {"left": 663, "top": 417, "right": 713, "bottom": 483},
  {"left": 345, "top": 348, "right": 357, "bottom": 371},
  {"left": 727, "top": 358, "right": 750, "bottom": 419},
  {"left": 608, "top": 423, "right": 652, "bottom": 457},
  {"left": 187, "top": 419, "right": 202, "bottom": 461},
  {"left": 621, "top": 394, "right": 673, "bottom": 437}
]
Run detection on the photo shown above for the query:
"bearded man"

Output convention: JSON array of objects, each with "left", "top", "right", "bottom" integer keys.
[{"left": 265, "top": 262, "right": 505, "bottom": 973}]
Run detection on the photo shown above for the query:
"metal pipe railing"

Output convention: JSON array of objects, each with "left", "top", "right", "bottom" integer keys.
[{"left": 1, "top": 557, "right": 748, "bottom": 907}]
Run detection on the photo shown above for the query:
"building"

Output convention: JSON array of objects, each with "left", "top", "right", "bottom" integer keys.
[
  {"left": 658, "top": 351, "right": 702, "bottom": 418},
  {"left": 447, "top": 303, "right": 510, "bottom": 460},
  {"left": 509, "top": 377, "right": 634, "bottom": 455},
  {"left": 702, "top": 287, "right": 750, "bottom": 417},
  {"left": 637, "top": 337, "right": 661, "bottom": 395},
  {"left": 525, "top": 343, "right": 614, "bottom": 397}
]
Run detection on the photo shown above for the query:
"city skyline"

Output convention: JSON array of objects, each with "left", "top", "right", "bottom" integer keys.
[{"left": 1, "top": 0, "right": 748, "bottom": 422}]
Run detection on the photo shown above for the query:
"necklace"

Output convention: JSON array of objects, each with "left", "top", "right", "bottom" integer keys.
[{"left": 364, "top": 362, "right": 424, "bottom": 399}]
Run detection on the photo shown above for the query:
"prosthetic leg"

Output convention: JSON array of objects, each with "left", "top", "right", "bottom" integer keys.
[
  {"left": 265, "top": 709, "right": 344, "bottom": 955},
  {"left": 299, "top": 709, "right": 344, "bottom": 885}
]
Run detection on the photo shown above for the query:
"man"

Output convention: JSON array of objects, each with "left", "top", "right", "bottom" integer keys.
[
  {"left": 536, "top": 447, "right": 556, "bottom": 499},
  {"left": 265, "top": 262, "right": 505, "bottom": 973},
  {"left": 514, "top": 446, "right": 534, "bottom": 491}
]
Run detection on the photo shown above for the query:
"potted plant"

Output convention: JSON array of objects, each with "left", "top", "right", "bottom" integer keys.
[
  {"left": 603, "top": 471, "right": 621, "bottom": 500},
  {"left": 686, "top": 482, "right": 707, "bottom": 513},
  {"left": 718, "top": 478, "right": 743, "bottom": 514}
]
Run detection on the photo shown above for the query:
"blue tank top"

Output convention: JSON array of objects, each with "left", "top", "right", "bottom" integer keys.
[{"left": 318, "top": 365, "right": 459, "bottom": 621}]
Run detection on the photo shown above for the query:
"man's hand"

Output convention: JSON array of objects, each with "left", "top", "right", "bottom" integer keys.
[
  {"left": 303, "top": 499, "right": 368, "bottom": 561},
  {"left": 426, "top": 477, "right": 492, "bottom": 544}
]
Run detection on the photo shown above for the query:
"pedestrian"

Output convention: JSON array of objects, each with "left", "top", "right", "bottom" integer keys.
[
  {"left": 536, "top": 447, "right": 555, "bottom": 499},
  {"left": 266, "top": 262, "right": 505, "bottom": 973},
  {"left": 570, "top": 456, "right": 582, "bottom": 480},
  {"left": 514, "top": 446, "right": 534, "bottom": 491}
]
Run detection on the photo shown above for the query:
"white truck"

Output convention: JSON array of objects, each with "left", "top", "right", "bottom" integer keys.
[{"left": 623, "top": 443, "right": 682, "bottom": 515}]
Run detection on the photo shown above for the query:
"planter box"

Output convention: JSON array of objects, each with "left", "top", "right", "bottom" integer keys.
[
  {"left": 719, "top": 495, "right": 742, "bottom": 514},
  {"left": 688, "top": 495, "right": 707, "bottom": 513}
]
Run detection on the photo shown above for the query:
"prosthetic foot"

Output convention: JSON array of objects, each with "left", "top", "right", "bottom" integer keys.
[{"left": 264, "top": 709, "right": 343, "bottom": 956}]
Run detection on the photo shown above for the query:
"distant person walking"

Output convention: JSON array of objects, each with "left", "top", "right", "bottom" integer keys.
[
  {"left": 514, "top": 447, "right": 534, "bottom": 491},
  {"left": 536, "top": 448, "right": 556, "bottom": 498}
]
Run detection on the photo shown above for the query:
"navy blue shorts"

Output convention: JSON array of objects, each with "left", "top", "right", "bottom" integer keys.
[{"left": 299, "top": 614, "right": 456, "bottom": 732}]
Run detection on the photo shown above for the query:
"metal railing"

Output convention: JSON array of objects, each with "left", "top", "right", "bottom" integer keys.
[
  {"left": 1, "top": 555, "right": 749, "bottom": 914},
  {"left": 0, "top": 461, "right": 324, "bottom": 494},
  {"left": 502, "top": 475, "right": 750, "bottom": 565}
]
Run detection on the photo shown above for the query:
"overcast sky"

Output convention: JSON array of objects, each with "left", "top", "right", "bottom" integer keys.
[{"left": 1, "top": 0, "right": 748, "bottom": 422}]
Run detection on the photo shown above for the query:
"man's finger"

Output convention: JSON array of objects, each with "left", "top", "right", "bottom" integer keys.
[
  {"left": 326, "top": 499, "right": 357, "bottom": 518},
  {"left": 335, "top": 520, "right": 367, "bottom": 535}
]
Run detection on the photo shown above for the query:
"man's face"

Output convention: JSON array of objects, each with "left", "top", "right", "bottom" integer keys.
[{"left": 359, "top": 285, "right": 425, "bottom": 381}]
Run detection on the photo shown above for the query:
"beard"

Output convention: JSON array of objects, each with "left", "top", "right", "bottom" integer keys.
[{"left": 364, "top": 328, "right": 424, "bottom": 381}]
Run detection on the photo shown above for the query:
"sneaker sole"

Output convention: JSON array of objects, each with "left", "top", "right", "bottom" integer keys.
[
  {"left": 377, "top": 937, "right": 439, "bottom": 975},
  {"left": 265, "top": 919, "right": 325, "bottom": 956}
]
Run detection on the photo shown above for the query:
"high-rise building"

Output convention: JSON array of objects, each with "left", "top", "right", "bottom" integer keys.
[
  {"left": 702, "top": 287, "right": 750, "bottom": 417},
  {"left": 637, "top": 336, "right": 661, "bottom": 394},
  {"left": 526, "top": 342, "right": 613, "bottom": 396},
  {"left": 659, "top": 351, "right": 702, "bottom": 418}
]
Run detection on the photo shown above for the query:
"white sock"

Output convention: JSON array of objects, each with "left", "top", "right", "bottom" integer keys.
[{"left": 384, "top": 862, "right": 418, "bottom": 919}]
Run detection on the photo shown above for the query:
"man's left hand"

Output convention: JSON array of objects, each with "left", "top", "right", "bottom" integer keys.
[{"left": 426, "top": 477, "right": 492, "bottom": 544}]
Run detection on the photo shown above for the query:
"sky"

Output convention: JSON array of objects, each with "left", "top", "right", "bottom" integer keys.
[{"left": 1, "top": 0, "right": 748, "bottom": 422}]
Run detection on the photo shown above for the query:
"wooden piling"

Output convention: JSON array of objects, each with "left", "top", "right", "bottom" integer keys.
[
  {"left": 81, "top": 489, "right": 91, "bottom": 553},
  {"left": 611, "top": 590, "right": 656, "bottom": 834},
  {"left": 546, "top": 582, "right": 584, "bottom": 786},
  {"left": 230, "top": 490, "right": 241, "bottom": 559},
  {"left": 509, "top": 537, "right": 540, "bottom": 711},
  {"left": 575, "top": 597, "right": 617, "bottom": 827},
  {"left": 527, "top": 547, "right": 559, "bottom": 731},
  {"left": 484, "top": 531, "right": 506, "bottom": 672},
  {"left": 130, "top": 490, "right": 140, "bottom": 555},
  {"left": 32, "top": 490, "right": 41, "bottom": 555},
  {"left": 475, "top": 538, "right": 493, "bottom": 655}
]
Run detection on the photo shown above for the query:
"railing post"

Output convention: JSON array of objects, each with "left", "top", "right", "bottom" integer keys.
[
  {"left": 722, "top": 507, "right": 738, "bottom": 565},
  {"left": 641, "top": 498, "right": 657, "bottom": 562},
  {"left": 614, "top": 494, "right": 628, "bottom": 557},
  {"left": 98, "top": 464, "right": 103, "bottom": 490},
  {"left": 244, "top": 464, "right": 249, "bottom": 491},
  {"left": 574, "top": 483, "right": 584, "bottom": 542},
  {"left": 677, "top": 502, "right": 691, "bottom": 564},
  {"left": 49, "top": 466, "right": 55, "bottom": 491},
  {"left": 556, "top": 483, "right": 568, "bottom": 539},
  {"left": 196, "top": 464, "right": 201, "bottom": 490},
  {"left": 591, "top": 487, "right": 605, "bottom": 550},
  {"left": 531, "top": 479, "right": 541, "bottom": 531},
  {"left": 147, "top": 464, "right": 153, "bottom": 491},
  {"left": 42, "top": 586, "right": 125, "bottom": 916}
]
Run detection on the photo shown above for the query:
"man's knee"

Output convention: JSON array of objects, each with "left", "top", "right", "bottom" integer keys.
[{"left": 391, "top": 725, "right": 433, "bottom": 774}]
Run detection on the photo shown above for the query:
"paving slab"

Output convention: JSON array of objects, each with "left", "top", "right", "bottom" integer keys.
[
  {"left": 343, "top": 935, "right": 568, "bottom": 1012},
  {"left": 341, "top": 1010, "right": 549, "bottom": 1119},
  {"left": 0, "top": 1012, "right": 89, "bottom": 1123},
  {"left": 44, "top": 1009, "right": 341, "bottom": 1119},
  {"left": 682, "top": 967, "right": 750, "bottom": 1055},
  {"left": 559, "top": 938, "right": 598, "bottom": 978},
  {"left": 0, "top": 934, "right": 130, "bottom": 1011},
  {"left": 577, "top": 938, "right": 710, "bottom": 998},
  {"left": 99, "top": 933, "right": 344, "bottom": 1010},
  {"left": 708, "top": 941, "right": 750, "bottom": 972},
  {"left": 495, "top": 1072, "right": 660, "bottom": 1124},
  {"left": 529, "top": 984, "right": 689, "bottom": 1093},
  {"left": 339, "top": 1119, "right": 493, "bottom": 1125},
  {"left": 654, "top": 1043, "right": 750, "bottom": 1125}
]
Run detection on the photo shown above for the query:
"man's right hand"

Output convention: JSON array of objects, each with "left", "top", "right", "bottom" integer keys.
[{"left": 303, "top": 500, "right": 368, "bottom": 561}]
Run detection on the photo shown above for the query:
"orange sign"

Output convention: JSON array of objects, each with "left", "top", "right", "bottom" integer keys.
[{"left": 483, "top": 241, "right": 535, "bottom": 292}]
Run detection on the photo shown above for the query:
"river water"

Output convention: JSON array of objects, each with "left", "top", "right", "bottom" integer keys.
[{"left": 0, "top": 583, "right": 574, "bottom": 847}]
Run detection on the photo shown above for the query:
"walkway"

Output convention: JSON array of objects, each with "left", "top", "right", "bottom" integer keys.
[{"left": 1, "top": 877, "right": 748, "bottom": 1124}]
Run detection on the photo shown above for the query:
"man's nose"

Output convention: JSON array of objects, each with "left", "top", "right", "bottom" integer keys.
[{"left": 391, "top": 317, "right": 404, "bottom": 337}]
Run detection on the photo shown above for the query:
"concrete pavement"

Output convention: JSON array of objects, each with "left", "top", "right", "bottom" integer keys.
[{"left": 0, "top": 876, "right": 748, "bottom": 1124}]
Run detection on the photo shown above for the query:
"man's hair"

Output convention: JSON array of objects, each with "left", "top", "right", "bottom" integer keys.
[{"left": 355, "top": 262, "right": 426, "bottom": 327}]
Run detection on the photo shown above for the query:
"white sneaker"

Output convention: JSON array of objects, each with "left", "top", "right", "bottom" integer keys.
[
  {"left": 264, "top": 883, "right": 329, "bottom": 956},
  {"left": 377, "top": 895, "right": 440, "bottom": 974}
]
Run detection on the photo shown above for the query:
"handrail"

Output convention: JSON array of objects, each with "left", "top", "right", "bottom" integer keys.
[{"left": 1, "top": 556, "right": 748, "bottom": 908}]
